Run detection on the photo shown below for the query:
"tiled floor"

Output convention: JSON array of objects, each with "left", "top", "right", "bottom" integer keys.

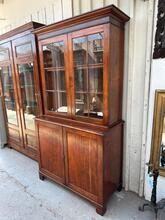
[{"left": 0, "top": 147, "right": 163, "bottom": 220}]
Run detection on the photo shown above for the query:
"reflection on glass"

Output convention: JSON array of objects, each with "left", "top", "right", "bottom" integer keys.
[
  {"left": 75, "top": 93, "right": 88, "bottom": 117},
  {"left": 74, "top": 68, "right": 87, "bottom": 92},
  {"left": 43, "top": 39, "right": 67, "bottom": 114},
  {"left": 89, "top": 94, "right": 103, "bottom": 118},
  {"left": 73, "top": 32, "right": 104, "bottom": 119},
  {"left": 73, "top": 37, "right": 87, "bottom": 65},
  {"left": 16, "top": 43, "right": 32, "bottom": 57},
  {"left": 88, "top": 33, "right": 104, "bottom": 64},
  {"left": 0, "top": 66, "right": 18, "bottom": 125},
  {"left": 46, "top": 91, "right": 67, "bottom": 113},
  {"left": 18, "top": 63, "right": 37, "bottom": 130},
  {"left": 45, "top": 71, "right": 55, "bottom": 90},
  {"left": 43, "top": 41, "right": 64, "bottom": 68},
  {"left": 45, "top": 70, "right": 67, "bottom": 113},
  {"left": 160, "top": 116, "right": 165, "bottom": 168},
  {"left": 47, "top": 91, "right": 55, "bottom": 111},
  {"left": 89, "top": 67, "right": 103, "bottom": 93},
  {"left": 0, "top": 49, "right": 9, "bottom": 62}
]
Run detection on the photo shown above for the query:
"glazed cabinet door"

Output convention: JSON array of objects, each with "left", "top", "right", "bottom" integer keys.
[
  {"left": 38, "top": 35, "right": 71, "bottom": 117},
  {"left": 0, "top": 42, "right": 23, "bottom": 145},
  {"left": 36, "top": 122, "right": 65, "bottom": 184},
  {"left": 12, "top": 34, "right": 42, "bottom": 153},
  {"left": 68, "top": 24, "right": 110, "bottom": 125},
  {"left": 64, "top": 127, "right": 103, "bottom": 202}
]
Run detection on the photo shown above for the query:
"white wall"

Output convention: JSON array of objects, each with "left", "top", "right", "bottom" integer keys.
[
  {"left": 145, "top": 59, "right": 165, "bottom": 201},
  {"left": 0, "top": 0, "right": 155, "bottom": 196}
]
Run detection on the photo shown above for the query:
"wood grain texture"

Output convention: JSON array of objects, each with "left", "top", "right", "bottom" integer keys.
[
  {"left": 109, "top": 24, "right": 124, "bottom": 124},
  {"left": 65, "top": 128, "right": 101, "bottom": 199},
  {"left": 35, "top": 5, "right": 129, "bottom": 215},
  {"left": 37, "top": 122, "right": 65, "bottom": 183},
  {"left": 35, "top": 116, "right": 123, "bottom": 215}
]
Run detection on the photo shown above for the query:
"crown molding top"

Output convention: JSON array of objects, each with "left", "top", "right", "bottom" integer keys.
[
  {"left": 0, "top": 21, "right": 44, "bottom": 42},
  {"left": 33, "top": 5, "right": 130, "bottom": 36}
]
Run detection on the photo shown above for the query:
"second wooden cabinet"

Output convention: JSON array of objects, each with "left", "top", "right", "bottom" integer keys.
[{"left": 0, "top": 22, "right": 44, "bottom": 159}]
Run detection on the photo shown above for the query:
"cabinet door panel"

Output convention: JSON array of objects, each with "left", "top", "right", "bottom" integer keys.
[
  {"left": 38, "top": 123, "right": 65, "bottom": 183},
  {"left": 0, "top": 42, "right": 23, "bottom": 145},
  {"left": 12, "top": 34, "right": 41, "bottom": 153},
  {"left": 69, "top": 26, "right": 106, "bottom": 121},
  {"left": 39, "top": 35, "right": 71, "bottom": 116},
  {"left": 65, "top": 128, "right": 103, "bottom": 201}
]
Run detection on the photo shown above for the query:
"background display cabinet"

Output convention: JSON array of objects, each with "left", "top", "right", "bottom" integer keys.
[
  {"left": 34, "top": 6, "right": 129, "bottom": 215},
  {"left": 0, "top": 22, "right": 44, "bottom": 160}
]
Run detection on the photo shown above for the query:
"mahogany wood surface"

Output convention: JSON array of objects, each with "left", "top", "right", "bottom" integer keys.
[
  {"left": 35, "top": 5, "right": 129, "bottom": 215},
  {"left": 0, "top": 22, "right": 44, "bottom": 160}
]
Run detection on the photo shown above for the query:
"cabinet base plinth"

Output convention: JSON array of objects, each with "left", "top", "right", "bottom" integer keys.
[{"left": 96, "top": 206, "right": 106, "bottom": 216}]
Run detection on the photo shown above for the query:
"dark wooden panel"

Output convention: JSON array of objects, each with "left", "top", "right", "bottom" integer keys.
[
  {"left": 38, "top": 123, "right": 65, "bottom": 183},
  {"left": 104, "top": 123, "right": 123, "bottom": 202},
  {"left": 109, "top": 24, "right": 124, "bottom": 125},
  {"left": 65, "top": 128, "right": 103, "bottom": 201}
]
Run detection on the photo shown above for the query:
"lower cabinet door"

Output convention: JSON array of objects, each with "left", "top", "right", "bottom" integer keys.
[
  {"left": 64, "top": 128, "right": 103, "bottom": 202},
  {"left": 37, "top": 122, "right": 65, "bottom": 184}
]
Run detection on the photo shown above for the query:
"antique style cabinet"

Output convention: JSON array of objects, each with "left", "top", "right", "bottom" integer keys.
[
  {"left": 0, "top": 22, "right": 44, "bottom": 160},
  {"left": 34, "top": 5, "right": 129, "bottom": 215}
]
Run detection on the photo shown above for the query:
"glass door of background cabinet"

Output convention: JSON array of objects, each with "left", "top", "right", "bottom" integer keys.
[
  {"left": 68, "top": 25, "right": 109, "bottom": 123},
  {"left": 12, "top": 35, "right": 41, "bottom": 151},
  {"left": 0, "top": 42, "right": 23, "bottom": 144},
  {"left": 39, "top": 35, "right": 70, "bottom": 117}
]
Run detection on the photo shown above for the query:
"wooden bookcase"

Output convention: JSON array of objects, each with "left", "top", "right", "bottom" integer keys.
[
  {"left": 0, "top": 22, "right": 44, "bottom": 160},
  {"left": 34, "top": 5, "right": 129, "bottom": 215}
]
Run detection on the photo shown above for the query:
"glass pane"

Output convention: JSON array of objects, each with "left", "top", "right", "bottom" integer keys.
[
  {"left": 47, "top": 91, "right": 56, "bottom": 111},
  {"left": 57, "top": 70, "right": 66, "bottom": 91},
  {"left": 89, "top": 67, "right": 103, "bottom": 93},
  {"left": 43, "top": 41, "right": 64, "bottom": 68},
  {"left": 45, "top": 71, "right": 55, "bottom": 90},
  {"left": 75, "top": 93, "right": 88, "bottom": 117},
  {"left": 56, "top": 92, "right": 67, "bottom": 113},
  {"left": 88, "top": 33, "right": 104, "bottom": 64},
  {"left": 46, "top": 91, "right": 67, "bottom": 113},
  {"left": 73, "top": 32, "right": 104, "bottom": 119},
  {"left": 0, "top": 66, "right": 18, "bottom": 125},
  {"left": 74, "top": 68, "right": 87, "bottom": 92},
  {"left": 73, "top": 37, "right": 87, "bottom": 66},
  {"left": 89, "top": 94, "right": 103, "bottom": 118},
  {"left": 0, "top": 49, "right": 9, "bottom": 62},
  {"left": 18, "top": 63, "right": 37, "bottom": 130},
  {"left": 45, "top": 64, "right": 68, "bottom": 113},
  {"left": 16, "top": 43, "right": 32, "bottom": 57}
]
